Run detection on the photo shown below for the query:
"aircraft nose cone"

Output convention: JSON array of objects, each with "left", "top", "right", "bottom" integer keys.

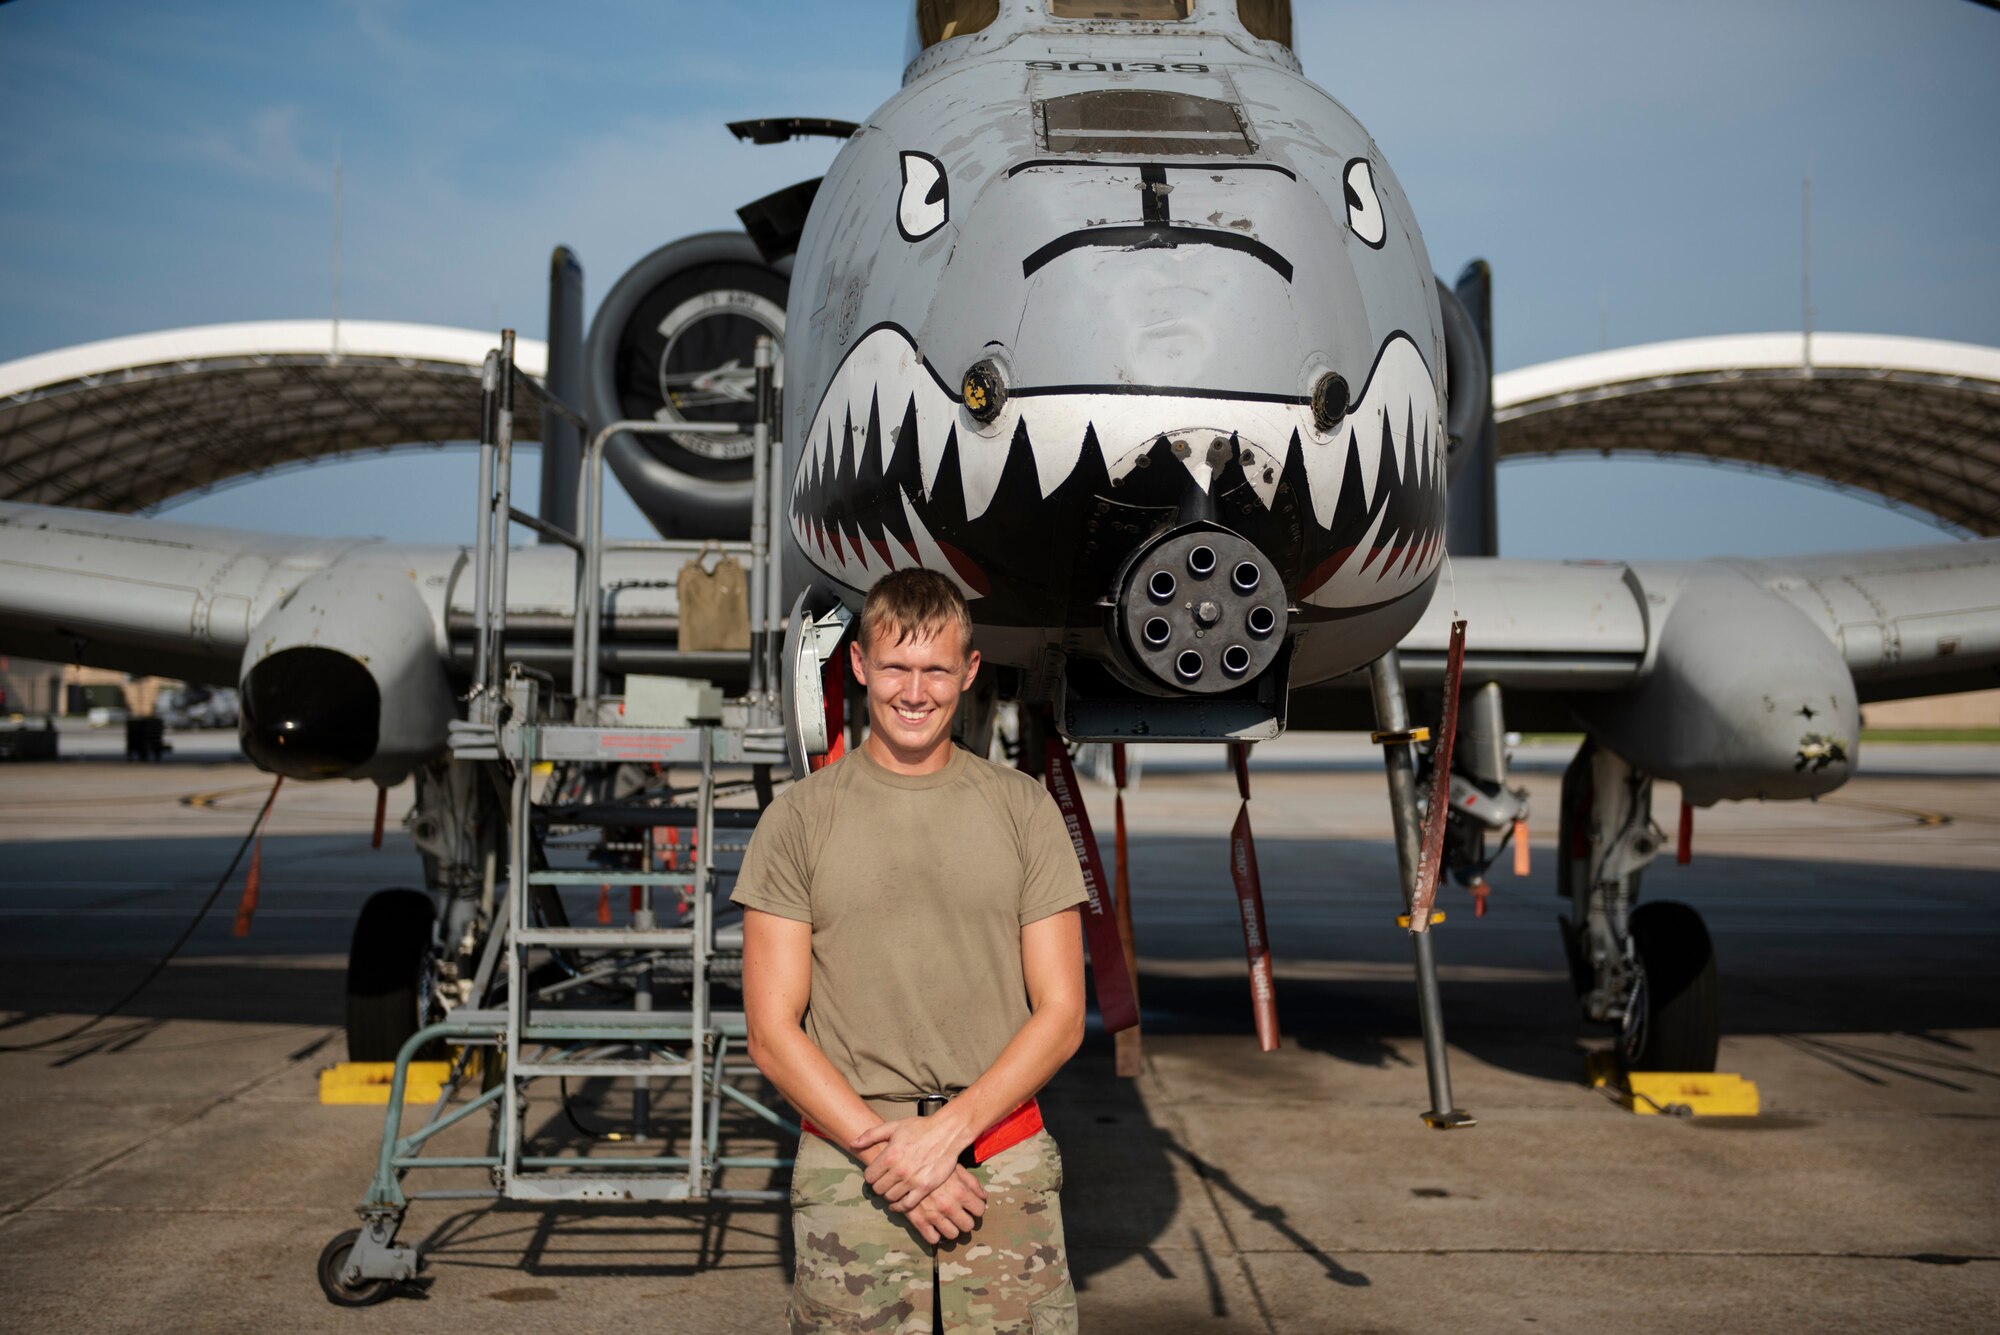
[
  {"left": 990, "top": 161, "right": 1358, "bottom": 402},
  {"left": 1111, "top": 279, "right": 1216, "bottom": 385},
  {"left": 1013, "top": 244, "right": 1289, "bottom": 394}
]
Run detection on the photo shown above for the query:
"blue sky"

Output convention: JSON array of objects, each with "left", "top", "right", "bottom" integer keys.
[{"left": 2, "top": 0, "right": 1995, "bottom": 556}]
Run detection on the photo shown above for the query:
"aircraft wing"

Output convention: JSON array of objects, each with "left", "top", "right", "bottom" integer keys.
[
  {"left": 0, "top": 500, "right": 424, "bottom": 685},
  {"left": 0, "top": 501, "right": 707, "bottom": 688},
  {"left": 1389, "top": 540, "right": 2000, "bottom": 701}
]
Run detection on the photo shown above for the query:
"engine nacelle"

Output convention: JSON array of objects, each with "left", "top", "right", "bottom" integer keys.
[
  {"left": 1575, "top": 568, "right": 1858, "bottom": 805},
  {"left": 584, "top": 231, "right": 790, "bottom": 539},
  {"left": 238, "top": 564, "right": 455, "bottom": 785}
]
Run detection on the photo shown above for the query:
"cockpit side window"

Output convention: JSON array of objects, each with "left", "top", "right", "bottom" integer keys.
[
  {"left": 1236, "top": 0, "right": 1292, "bottom": 46},
  {"left": 1048, "top": 1, "right": 1194, "bottom": 17},
  {"left": 914, "top": 0, "right": 999, "bottom": 50}
]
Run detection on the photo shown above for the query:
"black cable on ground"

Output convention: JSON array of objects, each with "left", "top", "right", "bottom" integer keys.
[
  {"left": 0, "top": 776, "right": 285, "bottom": 1053},
  {"left": 559, "top": 1076, "right": 631, "bottom": 1141}
]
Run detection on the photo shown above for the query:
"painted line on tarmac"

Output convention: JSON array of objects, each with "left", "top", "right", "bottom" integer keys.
[
  {"left": 1228, "top": 1244, "right": 2000, "bottom": 1264},
  {"left": 0, "top": 1025, "right": 341, "bottom": 1223},
  {"left": 1822, "top": 795, "right": 1966, "bottom": 828},
  {"left": 0, "top": 908, "right": 356, "bottom": 918},
  {"left": 181, "top": 784, "right": 283, "bottom": 808},
  {"left": 0, "top": 880, "right": 388, "bottom": 891}
]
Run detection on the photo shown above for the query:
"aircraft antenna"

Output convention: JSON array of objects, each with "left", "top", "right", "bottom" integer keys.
[
  {"left": 1801, "top": 168, "right": 1813, "bottom": 373},
  {"left": 332, "top": 137, "right": 343, "bottom": 359}
]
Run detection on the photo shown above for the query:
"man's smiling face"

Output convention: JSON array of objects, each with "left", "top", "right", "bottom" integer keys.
[{"left": 850, "top": 622, "right": 980, "bottom": 774}]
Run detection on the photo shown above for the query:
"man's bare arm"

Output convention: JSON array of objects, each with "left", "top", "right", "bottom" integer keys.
[
  {"left": 740, "top": 907, "right": 986, "bottom": 1241},
  {"left": 741, "top": 908, "right": 881, "bottom": 1146},
  {"left": 853, "top": 906, "right": 1086, "bottom": 1210}
]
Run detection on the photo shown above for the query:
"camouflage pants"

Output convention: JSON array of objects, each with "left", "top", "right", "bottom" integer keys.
[{"left": 788, "top": 1127, "right": 1078, "bottom": 1334}]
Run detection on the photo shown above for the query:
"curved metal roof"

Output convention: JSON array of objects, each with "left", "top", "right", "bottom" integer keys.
[
  {"left": 2, "top": 321, "right": 1997, "bottom": 535},
  {"left": 1494, "top": 333, "right": 2000, "bottom": 536},
  {"left": 0, "top": 321, "right": 547, "bottom": 513}
]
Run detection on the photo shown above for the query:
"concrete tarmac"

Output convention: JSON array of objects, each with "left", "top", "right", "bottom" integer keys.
[{"left": 1, "top": 734, "right": 1996, "bottom": 1332}]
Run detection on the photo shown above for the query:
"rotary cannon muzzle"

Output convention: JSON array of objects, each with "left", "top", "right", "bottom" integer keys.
[{"left": 1113, "top": 527, "right": 1289, "bottom": 696}]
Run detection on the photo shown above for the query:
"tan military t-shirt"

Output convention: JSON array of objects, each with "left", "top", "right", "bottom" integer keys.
[{"left": 731, "top": 743, "right": 1087, "bottom": 1117}]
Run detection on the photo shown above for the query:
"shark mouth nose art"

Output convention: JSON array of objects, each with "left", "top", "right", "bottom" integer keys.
[{"left": 789, "top": 323, "right": 1446, "bottom": 623}]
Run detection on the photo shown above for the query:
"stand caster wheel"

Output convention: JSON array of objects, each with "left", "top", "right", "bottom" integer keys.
[{"left": 317, "top": 1228, "right": 393, "bottom": 1307}]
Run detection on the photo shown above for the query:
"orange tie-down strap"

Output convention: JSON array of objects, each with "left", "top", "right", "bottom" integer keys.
[{"left": 801, "top": 1098, "right": 1044, "bottom": 1168}]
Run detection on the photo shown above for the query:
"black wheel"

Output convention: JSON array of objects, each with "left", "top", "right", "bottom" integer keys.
[
  {"left": 1557, "top": 914, "right": 1592, "bottom": 1000},
  {"left": 1622, "top": 901, "right": 1720, "bottom": 1072},
  {"left": 345, "top": 889, "right": 438, "bottom": 1062},
  {"left": 317, "top": 1228, "right": 393, "bottom": 1307}
]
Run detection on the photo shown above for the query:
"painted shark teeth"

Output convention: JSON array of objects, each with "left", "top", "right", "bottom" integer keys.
[{"left": 789, "top": 322, "right": 1446, "bottom": 610}]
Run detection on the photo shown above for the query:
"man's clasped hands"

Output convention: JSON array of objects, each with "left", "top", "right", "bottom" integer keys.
[{"left": 849, "top": 1109, "right": 986, "bottom": 1245}]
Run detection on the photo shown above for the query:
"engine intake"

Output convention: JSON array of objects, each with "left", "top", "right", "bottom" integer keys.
[{"left": 584, "top": 232, "right": 790, "bottom": 539}]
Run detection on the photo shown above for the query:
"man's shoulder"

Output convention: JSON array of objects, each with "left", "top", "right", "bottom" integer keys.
[
  {"left": 760, "top": 754, "right": 855, "bottom": 823},
  {"left": 958, "top": 750, "right": 1053, "bottom": 807}
]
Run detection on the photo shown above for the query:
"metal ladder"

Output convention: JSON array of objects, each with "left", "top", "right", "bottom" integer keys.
[
  {"left": 497, "top": 682, "right": 747, "bottom": 1203},
  {"left": 322, "top": 331, "right": 797, "bottom": 1302}
]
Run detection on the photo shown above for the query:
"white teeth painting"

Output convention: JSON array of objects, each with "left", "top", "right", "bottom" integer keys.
[{"left": 789, "top": 323, "right": 1444, "bottom": 611}]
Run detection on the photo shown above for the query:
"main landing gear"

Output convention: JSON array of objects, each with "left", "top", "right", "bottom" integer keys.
[
  {"left": 1558, "top": 739, "right": 1720, "bottom": 1072},
  {"left": 344, "top": 890, "right": 439, "bottom": 1062},
  {"left": 344, "top": 758, "right": 504, "bottom": 1062}
]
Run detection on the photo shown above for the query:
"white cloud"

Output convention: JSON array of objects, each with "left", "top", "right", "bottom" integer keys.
[{"left": 188, "top": 104, "right": 331, "bottom": 194}]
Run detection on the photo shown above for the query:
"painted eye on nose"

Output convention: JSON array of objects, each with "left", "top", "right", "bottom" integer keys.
[
  {"left": 1343, "top": 157, "right": 1385, "bottom": 249},
  {"left": 897, "top": 151, "right": 949, "bottom": 241}
]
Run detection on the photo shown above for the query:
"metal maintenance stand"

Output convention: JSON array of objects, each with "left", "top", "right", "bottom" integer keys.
[{"left": 319, "top": 334, "right": 797, "bottom": 1306}]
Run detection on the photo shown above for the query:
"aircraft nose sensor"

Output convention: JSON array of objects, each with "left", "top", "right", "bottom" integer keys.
[{"left": 1114, "top": 527, "right": 1288, "bottom": 694}]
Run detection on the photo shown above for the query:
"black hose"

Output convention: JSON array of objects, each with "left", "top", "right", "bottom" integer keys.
[
  {"left": 559, "top": 1076, "right": 630, "bottom": 1141},
  {"left": 0, "top": 776, "right": 285, "bottom": 1052}
]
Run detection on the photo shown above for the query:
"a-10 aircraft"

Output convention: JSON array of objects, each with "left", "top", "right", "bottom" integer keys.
[{"left": 2, "top": 0, "right": 1996, "bottom": 1084}]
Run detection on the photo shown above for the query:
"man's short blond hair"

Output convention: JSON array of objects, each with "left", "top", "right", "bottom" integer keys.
[{"left": 858, "top": 569, "right": 974, "bottom": 656}]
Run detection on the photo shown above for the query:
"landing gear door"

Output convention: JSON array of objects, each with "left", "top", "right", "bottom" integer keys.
[{"left": 782, "top": 588, "right": 854, "bottom": 778}]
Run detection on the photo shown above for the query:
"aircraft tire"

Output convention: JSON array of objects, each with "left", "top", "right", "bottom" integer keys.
[
  {"left": 317, "top": 1229, "right": 393, "bottom": 1307},
  {"left": 1557, "top": 914, "right": 1591, "bottom": 1000},
  {"left": 344, "top": 889, "right": 438, "bottom": 1063},
  {"left": 1623, "top": 900, "right": 1720, "bottom": 1073}
]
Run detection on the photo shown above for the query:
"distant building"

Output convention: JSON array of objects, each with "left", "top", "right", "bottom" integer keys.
[
  {"left": 0, "top": 656, "right": 171, "bottom": 717},
  {"left": 1862, "top": 689, "right": 2000, "bottom": 730}
]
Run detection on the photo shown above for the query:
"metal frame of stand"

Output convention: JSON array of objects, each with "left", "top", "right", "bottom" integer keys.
[{"left": 322, "top": 333, "right": 796, "bottom": 1303}]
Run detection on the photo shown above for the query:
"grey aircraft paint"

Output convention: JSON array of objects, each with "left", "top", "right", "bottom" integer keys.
[
  {"left": 0, "top": 0, "right": 1996, "bottom": 795},
  {"left": 779, "top": 3, "right": 1448, "bottom": 705}
]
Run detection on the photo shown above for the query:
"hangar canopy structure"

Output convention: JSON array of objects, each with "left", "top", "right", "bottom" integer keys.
[
  {"left": 1494, "top": 332, "right": 2000, "bottom": 537},
  {"left": 0, "top": 322, "right": 549, "bottom": 514},
  {"left": 2, "top": 321, "right": 1997, "bottom": 535}
]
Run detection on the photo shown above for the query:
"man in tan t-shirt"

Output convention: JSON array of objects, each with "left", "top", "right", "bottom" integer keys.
[{"left": 735, "top": 569, "right": 1087, "bottom": 1333}]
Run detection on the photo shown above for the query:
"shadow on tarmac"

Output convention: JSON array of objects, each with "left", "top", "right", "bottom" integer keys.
[{"left": 5, "top": 825, "right": 1998, "bottom": 1292}]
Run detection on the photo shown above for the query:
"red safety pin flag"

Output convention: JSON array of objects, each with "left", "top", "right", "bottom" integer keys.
[
  {"left": 1228, "top": 742, "right": 1279, "bottom": 1051},
  {"left": 1042, "top": 727, "right": 1139, "bottom": 1034},
  {"left": 1409, "top": 620, "right": 1468, "bottom": 933}
]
